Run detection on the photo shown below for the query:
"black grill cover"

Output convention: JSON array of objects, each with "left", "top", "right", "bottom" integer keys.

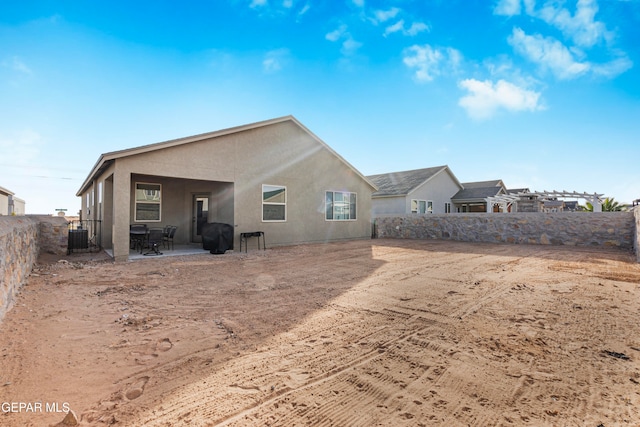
[{"left": 201, "top": 222, "right": 234, "bottom": 254}]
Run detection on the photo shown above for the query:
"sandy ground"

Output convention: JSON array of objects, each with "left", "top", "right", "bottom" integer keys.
[{"left": 1, "top": 239, "right": 639, "bottom": 427}]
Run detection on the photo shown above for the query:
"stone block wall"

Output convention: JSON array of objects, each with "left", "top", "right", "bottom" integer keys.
[
  {"left": 0, "top": 216, "right": 68, "bottom": 323},
  {"left": 375, "top": 212, "right": 635, "bottom": 251},
  {"left": 35, "top": 215, "right": 70, "bottom": 255}
]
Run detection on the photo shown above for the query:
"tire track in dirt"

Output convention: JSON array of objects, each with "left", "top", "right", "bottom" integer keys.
[
  {"left": 4, "top": 241, "right": 640, "bottom": 427},
  {"left": 137, "top": 288, "right": 487, "bottom": 427},
  {"left": 132, "top": 301, "right": 445, "bottom": 426}
]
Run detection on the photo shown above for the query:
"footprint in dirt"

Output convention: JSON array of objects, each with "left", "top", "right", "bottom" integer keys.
[
  {"left": 125, "top": 376, "right": 150, "bottom": 400},
  {"left": 156, "top": 338, "right": 173, "bottom": 352}
]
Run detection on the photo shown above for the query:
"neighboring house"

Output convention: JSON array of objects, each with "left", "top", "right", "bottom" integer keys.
[
  {"left": 452, "top": 180, "right": 508, "bottom": 213},
  {"left": 563, "top": 201, "right": 580, "bottom": 212},
  {"left": 367, "top": 165, "right": 463, "bottom": 216},
  {"left": 509, "top": 190, "right": 588, "bottom": 212},
  {"left": 508, "top": 188, "right": 529, "bottom": 196},
  {"left": 541, "top": 199, "right": 565, "bottom": 212},
  {"left": 507, "top": 187, "right": 535, "bottom": 212},
  {"left": 0, "top": 186, "right": 25, "bottom": 215},
  {"left": 10, "top": 196, "right": 25, "bottom": 215},
  {"left": 0, "top": 186, "right": 11, "bottom": 215},
  {"left": 77, "top": 116, "right": 377, "bottom": 262}
]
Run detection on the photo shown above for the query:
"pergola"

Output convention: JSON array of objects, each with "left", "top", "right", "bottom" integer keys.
[
  {"left": 485, "top": 190, "right": 605, "bottom": 213},
  {"left": 485, "top": 194, "right": 521, "bottom": 213}
]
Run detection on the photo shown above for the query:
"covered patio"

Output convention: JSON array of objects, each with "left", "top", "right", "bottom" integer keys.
[
  {"left": 104, "top": 242, "right": 219, "bottom": 261},
  {"left": 95, "top": 171, "right": 235, "bottom": 261}
]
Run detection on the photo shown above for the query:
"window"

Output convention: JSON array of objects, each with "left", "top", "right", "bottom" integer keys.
[
  {"left": 411, "top": 199, "right": 432, "bottom": 214},
  {"left": 135, "top": 182, "right": 161, "bottom": 222},
  {"left": 326, "top": 191, "right": 356, "bottom": 221},
  {"left": 445, "top": 202, "right": 451, "bottom": 213},
  {"left": 263, "top": 185, "right": 286, "bottom": 221}
]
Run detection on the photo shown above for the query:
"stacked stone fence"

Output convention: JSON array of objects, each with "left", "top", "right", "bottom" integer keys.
[
  {"left": 0, "top": 215, "right": 68, "bottom": 323},
  {"left": 374, "top": 212, "right": 637, "bottom": 258}
]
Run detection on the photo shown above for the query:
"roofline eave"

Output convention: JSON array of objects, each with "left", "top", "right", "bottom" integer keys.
[{"left": 76, "top": 115, "right": 378, "bottom": 196}]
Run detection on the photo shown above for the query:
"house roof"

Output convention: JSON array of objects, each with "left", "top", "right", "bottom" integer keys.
[
  {"left": 0, "top": 186, "right": 15, "bottom": 196},
  {"left": 77, "top": 115, "right": 377, "bottom": 195},
  {"left": 507, "top": 188, "right": 529, "bottom": 194},
  {"left": 461, "top": 180, "right": 504, "bottom": 189},
  {"left": 543, "top": 200, "right": 564, "bottom": 208},
  {"left": 367, "top": 165, "right": 460, "bottom": 198},
  {"left": 452, "top": 179, "right": 507, "bottom": 202}
]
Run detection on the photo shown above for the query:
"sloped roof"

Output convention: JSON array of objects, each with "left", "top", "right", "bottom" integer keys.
[
  {"left": 452, "top": 179, "right": 506, "bottom": 202},
  {"left": 0, "top": 186, "right": 14, "bottom": 196},
  {"left": 507, "top": 188, "right": 529, "bottom": 194},
  {"left": 452, "top": 187, "right": 504, "bottom": 201},
  {"left": 367, "top": 165, "right": 459, "bottom": 198},
  {"left": 461, "top": 180, "right": 503, "bottom": 189},
  {"left": 77, "top": 115, "right": 377, "bottom": 195}
]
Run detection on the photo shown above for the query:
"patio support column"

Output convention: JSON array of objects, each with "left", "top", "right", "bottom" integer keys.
[
  {"left": 112, "top": 168, "right": 131, "bottom": 262},
  {"left": 591, "top": 196, "right": 602, "bottom": 212}
]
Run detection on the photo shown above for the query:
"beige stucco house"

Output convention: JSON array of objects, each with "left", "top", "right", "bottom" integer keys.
[
  {"left": 367, "top": 166, "right": 463, "bottom": 216},
  {"left": 77, "top": 116, "right": 376, "bottom": 261},
  {"left": 0, "top": 186, "right": 10, "bottom": 216},
  {"left": 0, "top": 186, "right": 25, "bottom": 216}
]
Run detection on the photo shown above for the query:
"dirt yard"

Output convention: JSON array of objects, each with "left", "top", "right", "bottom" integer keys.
[{"left": 1, "top": 239, "right": 639, "bottom": 426}]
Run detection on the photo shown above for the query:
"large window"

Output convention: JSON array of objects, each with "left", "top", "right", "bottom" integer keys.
[
  {"left": 411, "top": 199, "right": 433, "bottom": 214},
  {"left": 135, "top": 182, "right": 161, "bottom": 222},
  {"left": 263, "top": 184, "right": 286, "bottom": 221},
  {"left": 325, "top": 191, "right": 357, "bottom": 221}
]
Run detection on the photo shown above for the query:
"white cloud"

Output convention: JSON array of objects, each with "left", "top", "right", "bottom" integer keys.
[
  {"left": 494, "top": 0, "right": 521, "bottom": 16},
  {"left": 508, "top": 27, "right": 590, "bottom": 79},
  {"left": 373, "top": 7, "right": 401, "bottom": 23},
  {"left": 250, "top": 0, "right": 268, "bottom": 8},
  {"left": 591, "top": 54, "right": 633, "bottom": 78},
  {"left": 537, "top": 0, "right": 612, "bottom": 48},
  {"left": 298, "top": 3, "right": 310, "bottom": 17},
  {"left": 2, "top": 56, "right": 33, "bottom": 75},
  {"left": 458, "top": 79, "right": 542, "bottom": 120},
  {"left": 325, "top": 25, "right": 347, "bottom": 42},
  {"left": 406, "top": 22, "right": 430, "bottom": 36},
  {"left": 383, "top": 20, "right": 405, "bottom": 37},
  {"left": 497, "top": 0, "right": 614, "bottom": 48},
  {"left": 352, "top": 0, "right": 364, "bottom": 7},
  {"left": 494, "top": 0, "right": 536, "bottom": 16},
  {"left": 263, "top": 48, "right": 289, "bottom": 73},
  {"left": 341, "top": 38, "right": 363, "bottom": 56},
  {"left": 384, "top": 20, "right": 429, "bottom": 37},
  {"left": 483, "top": 55, "right": 543, "bottom": 90},
  {"left": 403, "top": 45, "right": 461, "bottom": 82},
  {"left": 326, "top": 25, "right": 362, "bottom": 56},
  {"left": 262, "top": 57, "right": 280, "bottom": 72}
]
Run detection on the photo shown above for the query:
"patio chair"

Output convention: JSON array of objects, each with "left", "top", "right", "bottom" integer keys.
[
  {"left": 143, "top": 227, "right": 164, "bottom": 256},
  {"left": 130, "top": 224, "right": 148, "bottom": 252},
  {"left": 163, "top": 226, "right": 177, "bottom": 250}
]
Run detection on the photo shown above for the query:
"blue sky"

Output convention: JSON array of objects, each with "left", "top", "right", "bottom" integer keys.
[{"left": 1, "top": 0, "right": 639, "bottom": 214}]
